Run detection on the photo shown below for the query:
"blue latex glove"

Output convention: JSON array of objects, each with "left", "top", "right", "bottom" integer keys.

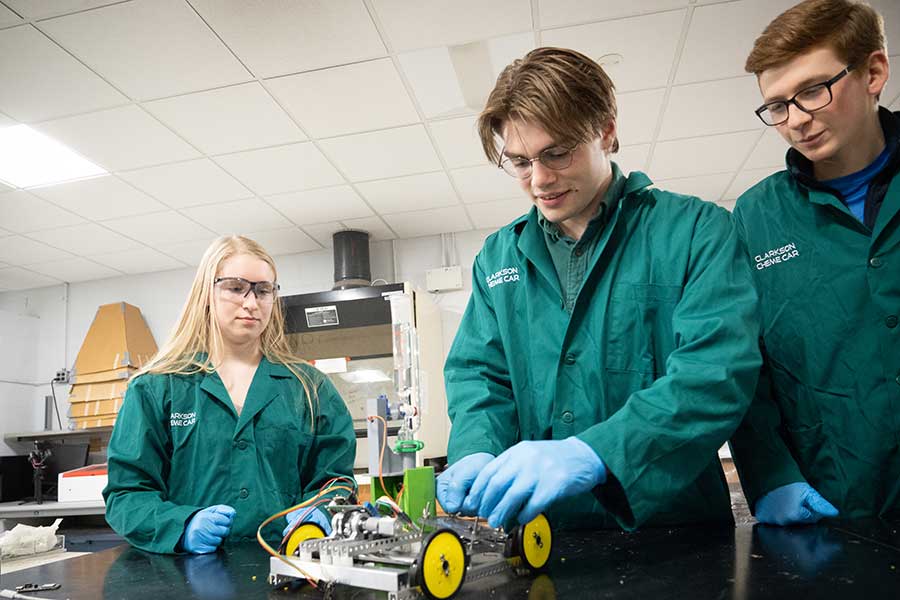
[
  {"left": 182, "top": 505, "right": 236, "bottom": 554},
  {"left": 283, "top": 506, "right": 332, "bottom": 537},
  {"left": 755, "top": 482, "right": 839, "bottom": 525},
  {"left": 463, "top": 437, "right": 607, "bottom": 528},
  {"left": 436, "top": 452, "right": 494, "bottom": 514}
]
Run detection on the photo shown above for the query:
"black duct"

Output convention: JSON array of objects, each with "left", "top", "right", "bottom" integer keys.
[{"left": 332, "top": 230, "right": 371, "bottom": 290}]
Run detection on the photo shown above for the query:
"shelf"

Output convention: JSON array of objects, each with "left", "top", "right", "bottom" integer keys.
[
  {"left": 4, "top": 428, "right": 113, "bottom": 444},
  {"left": 0, "top": 499, "right": 106, "bottom": 518}
]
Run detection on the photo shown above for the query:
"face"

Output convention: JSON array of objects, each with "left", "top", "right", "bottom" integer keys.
[
  {"left": 212, "top": 253, "right": 276, "bottom": 349},
  {"left": 757, "top": 46, "right": 887, "bottom": 167},
  {"left": 501, "top": 118, "right": 615, "bottom": 239}
]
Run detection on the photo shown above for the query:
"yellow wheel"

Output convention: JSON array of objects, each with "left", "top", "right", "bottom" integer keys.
[
  {"left": 281, "top": 522, "right": 326, "bottom": 556},
  {"left": 416, "top": 529, "right": 467, "bottom": 600},
  {"left": 518, "top": 513, "right": 552, "bottom": 571}
]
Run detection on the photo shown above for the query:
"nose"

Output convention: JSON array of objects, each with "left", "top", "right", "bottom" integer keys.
[
  {"left": 785, "top": 102, "right": 813, "bottom": 130},
  {"left": 242, "top": 290, "right": 259, "bottom": 309},
  {"left": 530, "top": 159, "right": 557, "bottom": 189}
]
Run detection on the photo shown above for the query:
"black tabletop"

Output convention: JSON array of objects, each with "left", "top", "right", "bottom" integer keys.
[{"left": 1, "top": 520, "right": 897, "bottom": 599}]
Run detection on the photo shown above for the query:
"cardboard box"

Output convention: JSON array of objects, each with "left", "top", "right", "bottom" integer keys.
[
  {"left": 70, "top": 415, "right": 118, "bottom": 430},
  {"left": 69, "top": 380, "right": 128, "bottom": 404},
  {"left": 68, "top": 398, "right": 124, "bottom": 418},
  {"left": 57, "top": 463, "right": 108, "bottom": 502},
  {"left": 73, "top": 368, "right": 134, "bottom": 385},
  {"left": 72, "top": 302, "right": 158, "bottom": 377}
]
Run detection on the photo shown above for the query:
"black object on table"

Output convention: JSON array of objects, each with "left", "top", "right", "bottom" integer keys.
[{"left": 1, "top": 519, "right": 897, "bottom": 599}]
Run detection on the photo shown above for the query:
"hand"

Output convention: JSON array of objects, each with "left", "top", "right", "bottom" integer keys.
[
  {"left": 436, "top": 452, "right": 494, "bottom": 514},
  {"left": 755, "top": 482, "right": 839, "bottom": 525},
  {"left": 283, "top": 506, "right": 332, "bottom": 537},
  {"left": 462, "top": 438, "right": 607, "bottom": 528},
  {"left": 182, "top": 505, "right": 236, "bottom": 554}
]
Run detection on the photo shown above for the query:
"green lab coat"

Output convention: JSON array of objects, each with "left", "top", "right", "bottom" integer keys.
[
  {"left": 103, "top": 358, "right": 356, "bottom": 553},
  {"left": 730, "top": 111, "right": 900, "bottom": 519},
  {"left": 445, "top": 170, "right": 761, "bottom": 530}
]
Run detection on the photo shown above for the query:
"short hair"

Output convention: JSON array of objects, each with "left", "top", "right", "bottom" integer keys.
[
  {"left": 477, "top": 46, "right": 619, "bottom": 165},
  {"left": 745, "top": 0, "right": 886, "bottom": 75}
]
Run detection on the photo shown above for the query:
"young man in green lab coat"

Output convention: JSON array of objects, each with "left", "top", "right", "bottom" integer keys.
[
  {"left": 435, "top": 47, "right": 762, "bottom": 531},
  {"left": 729, "top": 0, "right": 899, "bottom": 525}
]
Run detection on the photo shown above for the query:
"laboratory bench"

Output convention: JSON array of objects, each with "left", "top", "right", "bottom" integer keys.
[{"left": 1, "top": 517, "right": 896, "bottom": 599}]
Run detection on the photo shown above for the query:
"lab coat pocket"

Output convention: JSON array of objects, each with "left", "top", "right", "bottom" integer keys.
[
  {"left": 606, "top": 283, "right": 682, "bottom": 375},
  {"left": 258, "top": 424, "right": 307, "bottom": 498}
]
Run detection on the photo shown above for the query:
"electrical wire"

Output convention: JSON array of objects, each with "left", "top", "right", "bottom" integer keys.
[
  {"left": 48, "top": 380, "right": 63, "bottom": 430},
  {"left": 366, "top": 414, "right": 393, "bottom": 502}
]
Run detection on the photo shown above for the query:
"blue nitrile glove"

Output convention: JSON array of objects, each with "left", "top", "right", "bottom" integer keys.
[
  {"left": 462, "top": 437, "right": 607, "bottom": 528},
  {"left": 755, "top": 482, "right": 839, "bottom": 526},
  {"left": 283, "top": 505, "right": 332, "bottom": 537},
  {"left": 182, "top": 505, "right": 236, "bottom": 554},
  {"left": 436, "top": 452, "right": 494, "bottom": 514}
]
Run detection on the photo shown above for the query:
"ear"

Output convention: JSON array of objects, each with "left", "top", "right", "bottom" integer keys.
[
  {"left": 863, "top": 50, "right": 890, "bottom": 99},
  {"left": 600, "top": 120, "right": 618, "bottom": 152}
]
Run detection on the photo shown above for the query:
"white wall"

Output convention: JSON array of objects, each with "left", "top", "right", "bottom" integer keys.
[{"left": 0, "top": 231, "right": 493, "bottom": 455}]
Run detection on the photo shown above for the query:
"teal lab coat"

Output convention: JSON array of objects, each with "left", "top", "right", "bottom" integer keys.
[
  {"left": 103, "top": 358, "right": 356, "bottom": 553},
  {"left": 445, "top": 170, "right": 761, "bottom": 530},
  {"left": 730, "top": 108, "right": 900, "bottom": 519}
]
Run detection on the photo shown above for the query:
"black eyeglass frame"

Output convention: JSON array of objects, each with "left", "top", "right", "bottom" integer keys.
[
  {"left": 754, "top": 65, "right": 855, "bottom": 126},
  {"left": 213, "top": 277, "right": 281, "bottom": 300},
  {"left": 496, "top": 143, "right": 579, "bottom": 179}
]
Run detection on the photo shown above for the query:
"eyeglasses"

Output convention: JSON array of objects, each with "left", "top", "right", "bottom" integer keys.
[
  {"left": 754, "top": 65, "right": 855, "bottom": 126},
  {"left": 214, "top": 277, "right": 280, "bottom": 304},
  {"left": 497, "top": 144, "right": 578, "bottom": 179}
]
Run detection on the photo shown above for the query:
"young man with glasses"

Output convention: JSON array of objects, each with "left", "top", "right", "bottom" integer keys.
[
  {"left": 435, "top": 47, "right": 762, "bottom": 531},
  {"left": 729, "top": 0, "right": 898, "bottom": 525}
]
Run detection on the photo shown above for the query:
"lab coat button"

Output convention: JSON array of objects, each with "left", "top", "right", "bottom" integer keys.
[
  {"left": 564, "top": 353, "right": 576, "bottom": 365},
  {"left": 869, "top": 256, "right": 883, "bottom": 268},
  {"left": 562, "top": 411, "right": 574, "bottom": 424},
  {"left": 885, "top": 315, "right": 898, "bottom": 329},
  {"left": 237, "top": 440, "right": 248, "bottom": 450},
  {"left": 239, "top": 488, "right": 249, "bottom": 499}
]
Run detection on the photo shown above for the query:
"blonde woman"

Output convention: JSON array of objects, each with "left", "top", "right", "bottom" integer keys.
[{"left": 103, "top": 236, "right": 356, "bottom": 554}]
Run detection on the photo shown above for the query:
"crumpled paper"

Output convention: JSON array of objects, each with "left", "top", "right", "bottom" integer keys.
[{"left": 0, "top": 518, "right": 62, "bottom": 558}]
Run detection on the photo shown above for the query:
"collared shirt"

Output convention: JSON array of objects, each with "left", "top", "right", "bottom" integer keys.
[{"left": 538, "top": 163, "right": 626, "bottom": 313}]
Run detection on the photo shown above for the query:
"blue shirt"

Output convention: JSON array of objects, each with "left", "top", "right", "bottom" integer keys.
[{"left": 823, "top": 145, "right": 891, "bottom": 223}]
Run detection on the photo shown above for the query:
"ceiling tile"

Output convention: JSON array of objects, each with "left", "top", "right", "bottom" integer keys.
[
  {"left": 398, "top": 32, "right": 534, "bottom": 118},
  {"left": 39, "top": 0, "right": 251, "bottom": 100},
  {"left": 466, "top": 198, "right": 527, "bottom": 230},
  {"left": 892, "top": 97, "right": 900, "bottom": 111},
  {"left": 0, "top": 266, "right": 60, "bottom": 290},
  {"left": 29, "top": 175, "right": 166, "bottom": 220},
  {"left": 869, "top": 1, "right": 900, "bottom": 45},
  {"left": 24, "top": 256, "right": 122, "bottom": 282},
  {"left": 357, "top": 172, "right": 459, "bottom": 214},
  {"left": 180, "top": 198, "right": 293, "bottom": 235},
  {"left": 155, "top": 238, "right": 216, "bottom": 267},
  {"left": 0, "top": 112, "right": 15, "bottom": 129},
  {"left": 143, "top": 82, "right": 306, "bottom": 155},
  {"left": 35, "top": 105, "right": 200, "bottom": 171},
  {"left": 450, "top": 164, "right": 522, "bottom": 204},
  {"left": 0, "top": 190, "right": 85, "bottom": 232},
  {"left": 214, "top": 143, "right": 344, "bottom": 196},
  {"left": 0, "top": 4, "right": 22, "bottom": 28},
  {"left": 653, "top": 173, "right": 734, "bottom": 202},
  {"left": 541, "top": 10, "right": 685, "bottom": 93},
  {"left": 616, "top": 88, "right": 666, "bottom": 145},
  {"left": 429, "top": 116, "right": 485, "bottom": 168},
  {"left": 319, "top": 125, "right": 442, "bottom": 181},
  {"left": 302, "top": 222, "right": 343, "bottom": 248},
  {"left": 675, "top": 0, "right": 797, "bottom": 84},
  {"left": 189, "top": 0, "right": 386, "bottom": 78},
  {"left": 0, "top": 179, "right": 13, "bottom": 193},
  {"left": 0, "top": 235, "right": 73, "bottom": 264},
  {"left": 3, "top": 1, "right": 120, "bottom": 19},
  {"left": 723, "top": 166, "right": 782, "bottom": 201},
  {"left": 90, "top": 245, "right": 185, "bottom": 274},
  {"left": 0, "top": 25, "right": 127, "bottom": 122},
  {"left": 373, "top": 0, "right": 531, "bottom": 52},
  {"left": 716, "top": 198, "right": 737, "bottom": 212},
  {"left": 242, "top": 227, "right": 321, "bottom": 256},
  {"left": 744, "top": 129, "right": 788, "bottom": 170},
  {"left": 383, "top": 206, "right": 472, "bottom": 238},
  {"left": 266, "top": 59, "right": 419, "bottom": 138},
  {"left": 648, "top": 130, "right": 761, "bottom": 180},
  {"left": 538, "top": 0, "right": 688, "bottom": 28},
  {"left": 266, "top": 186, "right": 372, "bottom": 226},
  {"left": 613, "top": 144, "right": 651, "bottom": 173},
  {"left": 118, "top": 159, "right": 252, "bottom": 208},
  {"left": 102, "top": 211, "right": 215, "bottom": 246},
  {"left": 659, "top": 76, "right": 762, "bottom": 140},
  {"left": 27, "top": 222, "right": 142, "bottom": 255},
  {"left": 338, "top": 216, "right": 396, "bottom": 241}
]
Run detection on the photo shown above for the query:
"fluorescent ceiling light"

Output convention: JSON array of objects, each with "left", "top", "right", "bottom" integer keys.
[
  {"left": 0, "top": 124, "right": 106, "bottom": 189},
  {"left": 338, "top": 369, "right": 392, "bottom": 384}
]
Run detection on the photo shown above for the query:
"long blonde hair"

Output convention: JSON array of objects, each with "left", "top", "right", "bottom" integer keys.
[{"left": 135, "top": 235, "right": 316, "bottom": 424}]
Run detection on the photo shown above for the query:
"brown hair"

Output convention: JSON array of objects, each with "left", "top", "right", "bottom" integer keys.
[
  {"left": 477, "top": 46, "right": 619, "bottom": 165},
  {"left": 745, "top": 0, "right": 886, "bottom": 75}
]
